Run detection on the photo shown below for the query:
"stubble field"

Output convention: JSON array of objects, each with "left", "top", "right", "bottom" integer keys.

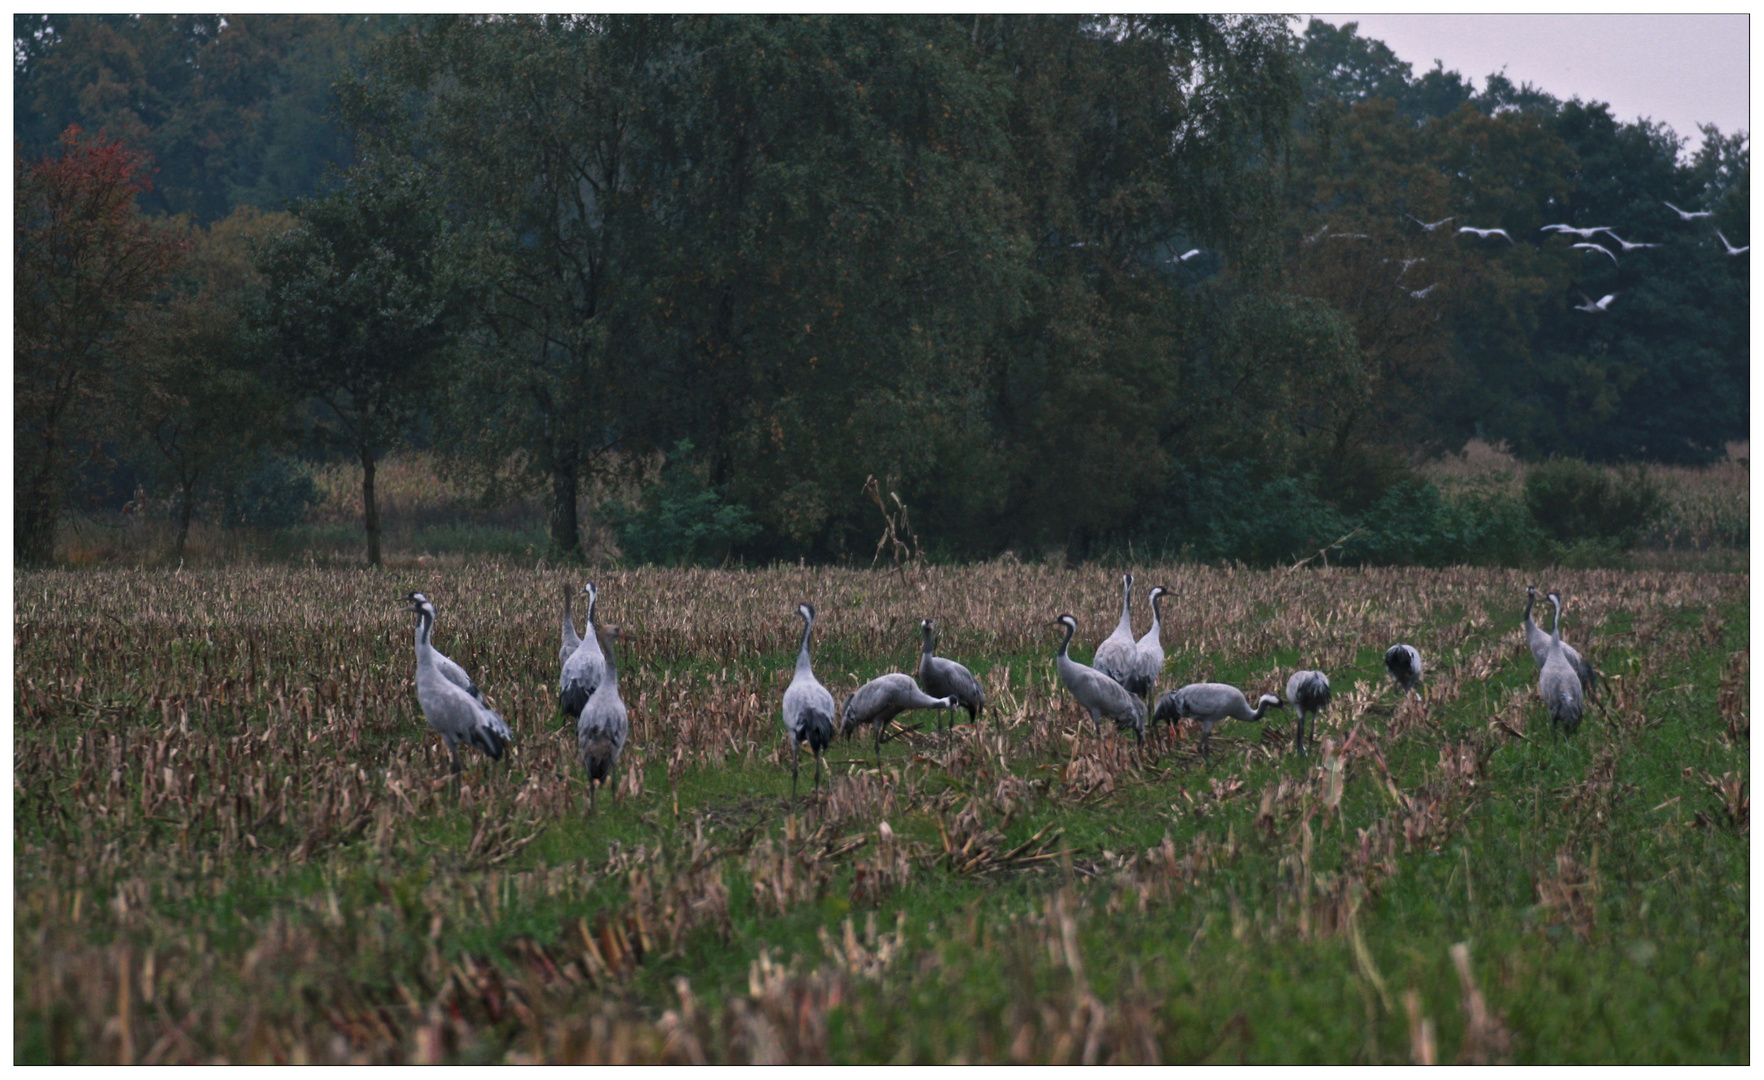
[{"left": 13, "top": 561, "right": 1749, "bottom": 1063}]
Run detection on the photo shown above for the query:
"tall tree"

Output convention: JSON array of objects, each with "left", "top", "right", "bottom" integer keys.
[
  {"left": 15, "top": 125, "right": 187, "bottom": 565},
  {"left": 253, "top": 156, "right": 461, "bottom": 565}
]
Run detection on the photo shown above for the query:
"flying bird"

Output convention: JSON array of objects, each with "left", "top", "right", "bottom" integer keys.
[
  {"left": 1717, "top": 229, "right": 1748, "bottom": 255},
  {"left": 1408, "top": 214, "right": 1455, "bottom": 232},
  {"left": 1169, "top": 248, "right": 1204, "bottom": 263},
  {"left": 1330, "top": 232, "right": 1369, "bottom": 240},
  {"left": 1542, "top": 224, "right": 1615, "bottom": 240},
  {"left": 1664, "top": 200, "right": 1712, "bottom": 221},
  {"left": 1303, "top": 224, "right": 1331, "bottom": 244},
  {"left": 1571, "top": 242, "right": 1618, "bottom": 265},
  {"left": 1397, "top": 257, "right": 1427, "bottom": 276},
  {"left": 1602, "top": 232, "right": 1659, "bottom": 252},
  {"left": 1458, "top": 226, "right": 1513, "bottom": 243},
  {"left": 1408, "top": 284, "right": 1439, "bottom": 299},
  {"left": 1573, "top": 292, "right": 1618, "bottom": 314}
]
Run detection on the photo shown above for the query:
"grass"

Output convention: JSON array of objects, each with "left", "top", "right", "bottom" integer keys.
[{"left": 13, "top": 561, "right": 1749, "bottom": 1062}]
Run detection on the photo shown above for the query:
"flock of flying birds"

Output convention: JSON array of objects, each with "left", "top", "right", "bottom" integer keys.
[
  {"left": 399, "top": 574, "right": 1598, "bottom": 809},
  {"left": 1287, "top": 199, "right": 1747, "bottom": 316}
]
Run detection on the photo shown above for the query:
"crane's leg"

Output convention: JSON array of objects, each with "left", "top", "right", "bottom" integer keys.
[
  {"left": 813, "top": 748, "right": 824, "bottom": 794},
  {"left": 1089, "top": 708, "right": 1104, "bottom": 739},
  {"left": 1294, "top": 710, "right": 1305, "bottom": 757},
  {"left": 1201, "top": 722, "right": 1213, "bottom": 766},
  {"left": 791, "top": 741, "right": 800, "bottom": 802},
  {"left": 874, "top": 721, "right": 884, "bottom": 770},
  {"left": 589, "top": 777, "right": 598, "bottom": 814}
]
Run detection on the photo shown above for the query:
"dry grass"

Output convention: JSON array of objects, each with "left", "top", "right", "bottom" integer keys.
[{"left": 14, "top": 560, "right": 1749, "bottom": 1062}]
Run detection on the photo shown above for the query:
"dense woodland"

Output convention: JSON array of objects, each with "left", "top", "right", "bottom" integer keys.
[{"left": 14, "top": 15, "right": 1750, "bottom": 567}]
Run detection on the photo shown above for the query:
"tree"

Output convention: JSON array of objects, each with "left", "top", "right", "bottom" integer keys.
[
  {"left": 253, "top": 156, "right": 462, "bottom": 565},
  {"left": 121, "top": 206, "right": 296, "bottom": 559},
  {"left": 15, "top": 125, "right": 188, "bottom": 565}
]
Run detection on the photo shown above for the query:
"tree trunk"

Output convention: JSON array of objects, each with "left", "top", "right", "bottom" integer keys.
[
  {"left": 550, "top": 455, "right": 581, "bottom": 560},
  {"left": 15, "top": 460, "right": 59, "bottom": 567},
  {"left": 175, "top": 478, "right": 196, "bottom": 562},
  {"left": 361, "top": 448, "right": 381, "bottom": 567}
]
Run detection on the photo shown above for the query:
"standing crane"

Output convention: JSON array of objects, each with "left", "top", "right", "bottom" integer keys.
[
  {"left": 1122, "top": 585, "right": 1167, "bottom": 704},
  {"left": 1285, "top": 670, "right": 1331, "bottom": 756},
  {"left": 559, "top": 582, "right": 606, "bottom": 719},
  {"left": 918, "top": 619, "right": 985, "bottom": 733},
  {"left": 840, "top": 673, "right": 955, "bottom": 767},
  {"left": 1539, "top": 592, "right": 1585, "bottom": 737},
  {"left": 1385, "top": 644, "right": 1424, "bottom": 701},
  {"left": 1053, "top": 614, "right": 1146, "bottom": 745},
  {"left": 559, "top": 582, "right": 582, "bottom": 666},
  {"left": 1523, "top": 585, "right": 1596, "bottom": 697},
  {"left": 403, "top": 592, "right": 511, "bottom": 776},
  {"left": 1153, "top": 683, "right": 1283, "bottom": 764},
  {"left": 782, "top": 603, "right": 836, "bottom": 800},
  {"left": 577, "top": 625, "right": 629, "bottom": 811},
  {"left": 1091, "top": 573, "right": 1139, "bottom": 688}
]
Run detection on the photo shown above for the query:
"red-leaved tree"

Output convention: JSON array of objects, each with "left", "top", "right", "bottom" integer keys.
[{"left": 15, "top": 125, "right": 188, "bottom": 565}]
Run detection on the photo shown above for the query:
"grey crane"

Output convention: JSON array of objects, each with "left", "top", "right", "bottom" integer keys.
[
  {"left": 1574, "top": 291, "right": 1618, "bottom": 314},
  {"left": 1091, "top": 573, "right": 1139, "bottom": 689},
  {"left": 1664, "top": 200, "right": 1712, "bottom": 221},
  {"left": 1286, "top": 670, "right": 1331, "bottom": 756},
  {"left": 1717, "top": 229, "right": 1749, "bottom": 256},
  {"left": 559, "top": 582, "right": 581, "bottom": 666},
  {"left": 1153, "top": 682, "right": 1284, "bottom": 764},
  {"left": 404, "top": 593, "right": 511, "bottom": 775},
  {"left": 559, "top": 582, "right": 606, "bottom": 719},
  {"left": 782, "top": 603, "right": 836, "bottom": 799},
  {"left": 840, "top": 673, "right": 955, "bottom": 767},
  {"left": 577, "top": 625, "right": 628, "bottom": 811},
  {"left": 1458, "top": 226, "right": 1514, "bottom": 243},
  {"left": 1539, "top": 592, "right": 1585, "bottom": 737},
  {"left": 919, "top": 618, "right": 986, "bottom": 730},
  {"left": 1122, "top": 585, "right": 1167, "bottom": 704},
  {"left": 1385, "top": 644, "right": 1424, "bottom": 700},
  {"left": 403, "top": 592, "right": 481, "bottom": 701},
  {"left": 1053, "top": 614, "right": 1146, "bottom": 745},
  {"left": 1523, "top": 585, "right": 1596, "bottom": 698}
]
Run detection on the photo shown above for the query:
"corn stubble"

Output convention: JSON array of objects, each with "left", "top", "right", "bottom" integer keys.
[{"left": 15, "top": 561, "right": 1747, "bottom": 1063}]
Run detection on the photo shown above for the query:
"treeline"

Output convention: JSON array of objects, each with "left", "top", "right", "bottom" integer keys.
[{"left": 13, "top": 15, "right": 1749, "bottom": 567}]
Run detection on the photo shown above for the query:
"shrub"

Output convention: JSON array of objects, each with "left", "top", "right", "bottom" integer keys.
[
  {"left": 220, "top": 455, "right": 321, "bottom": 530},
  {"left": 602, "top": 441, "right": 760, "bottom": 566},
  {"left": 1524, "top": 458, "right": 1666, "bottom": 548}
]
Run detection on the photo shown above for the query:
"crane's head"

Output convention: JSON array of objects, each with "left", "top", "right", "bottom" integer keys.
[
  {"left": 1546, "top": 591, "right": 1563, "bottom": 608},
  {"left": 1148, "top": 585, "right": 1167, "bottom": 603},
  {"left": 1122, "top": 572, "right": 1134, "bottom": 590},
  {"left": 797, "top": 602, "right": 815, "bottom": 625},
  {"left": 920, "top": 617, "right": 934, "bottom": 633},
  {"left": 1526, "top": 584, "right": 1537, "bottom": 598},
  {"left": 1257, "top": 694, "right": 1285, "bottom": 713},
  {"left": 402, "top": 592, "right": 433, "bottom": 616},
  {"left": 1053, "top": 614, "right": 1077, "bottom": 633},
  {"left": 582, "top": 581, "right": 597, "bottom": 610}
]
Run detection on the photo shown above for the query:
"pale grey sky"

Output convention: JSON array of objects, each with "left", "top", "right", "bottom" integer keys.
[{"left": 1312, "top": 14, "right": 1749, "bottom": 149}]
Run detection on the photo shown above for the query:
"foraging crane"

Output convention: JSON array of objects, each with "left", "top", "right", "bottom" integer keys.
[
  {"left": 1573, "top": 292, "right": 1618, "bottom": 314},
  {"left": 559, "top": 582, "right": 581, "bottom": 665},
  {"left": 1539, "top": 592, "right": 1585, "bottom": 736},
  {"left": 1285, "top": 670, "right": 1331, "bottom": 756},
  {"left": 1153, "top": 682, "right": 1284, "bottom": 764},
  {"left": 918, "top": 619, "right": 986, "bottom": 730},
  {"left": 1458, "top": 226, "right": 1514, "bottom": 243},
  {"left": 782, "top": 603, "right": 836, "bottom": 799},
  {"left": 1053, "top": 614, "right": 1146, "bottom": 744},
  {"left": 1385, "top": 644, "right": 1424, "bottom": 700},
  {"left": 1122, "top": 585, "right": 1168, "bottom": 704},
  {"left": 1664, "top": 200, "right": 1712, "bottom": 221},
  {"left": 1523, "top": 586, "right": 1596, "bottom": 698},
  {"left": 559, "top": 582, "right": 606, "bottom": 719},
  {"left": 578, "top": 626, "right": 628, "bottom": 811},
  {"left": 1091, "top": 573, "right": 1139, "bottom": 689},
  {"left": 403, "top": 592, "right": 481, "bottom": 701},
  {"left": 840, "top": 673, "right": 955, "bottom": 767},
  {"left": 1717, "top": 229, "right": 1749, "bottom": 256},
  {"left": 403, "top": 593, "right": 511, "bottom": 774}
]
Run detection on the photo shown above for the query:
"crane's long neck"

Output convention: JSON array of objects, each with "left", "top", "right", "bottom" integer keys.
[
  {"left": 562, "top": 589, "right": 577, "bottom": 639},
  {"left": 413, "top": 611, "right": 435, "bottom": 665},
  {"left": 921, "top": 622, "right": 934, "bottom": 660},
  {"left": 795, "top": 616, "right": 815, "bottom": 675},
  {"left": 1550, "top": 596, "right": 1562, "bottom": 648},
  {"left": 1149, "top": 590, "right": 1163, "bottom": 635},
  {"left": 1058, "top": 620, "right": 1075, "bottom": 659},
  {"left": 602, "top": 634, "right": 619, "bottom": 689},
  {"left": 1524, "top": 590, "right": 1536, "bottom": 627},
  {"left": 1115, "top": 577, "right": 1134, "bottom": 636}
]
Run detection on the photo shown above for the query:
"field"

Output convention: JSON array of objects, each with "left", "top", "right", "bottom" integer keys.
[{"left": 13, "top": 561, "right": 1749, "bottom": 1063}]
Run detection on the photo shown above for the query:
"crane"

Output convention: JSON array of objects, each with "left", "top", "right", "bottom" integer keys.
[
  {"left": 918, "top": 618, "right": 985, "bottom": 732},
  {"left": 1091, "top": 573, "right": 1139, "bottom": 689},
  {"left": 577, "top": 626, "right": 629, "bottom": 811},
  {"left": 1539, "top": 592, "right": 1585, "bottom": 737},
  {"left": 559, "top": 582, "right": 606, "bottom": 719},
  {"left": 1153, "top": 682, "right": 1283, "bottom": 764},
  {"left": 403, "top": 592, "right": 511, "bottom": 776},
  {"left": 1385, "top": 644, "right": 1424, "bottom": 700},
  {"left": 1523, "top": 586, "right": 1596, "bottom": 698},
  {"left": 1122, "top": 585, "right": 1167, "bottom": 704},
  {"left": 559, "top": 581, "right": 581, "bottom": 666},
  {"left": 1052, "top": 614, "right": 1145, "bottom": 745},
  {"left": 782, "top": 603, "right": 836, "bottom": 800},
  {"left": 1285, "top": 670, "right": 1331, "bottom": 756},
  {"left": 840, "top": 673, "right": 955, "bottom": 767}
]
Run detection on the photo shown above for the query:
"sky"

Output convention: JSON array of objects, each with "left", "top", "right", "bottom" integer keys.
[{"left": 1310, "top": 14, "right": 1749, "bottom": 148}]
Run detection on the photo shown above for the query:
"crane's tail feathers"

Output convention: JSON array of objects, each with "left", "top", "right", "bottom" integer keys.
[
  {"left": 800, "top": 709, "right": 835, "bottom": 755},
  {"left": 580, "top": 735, "right": 618, "bottom": 783}
]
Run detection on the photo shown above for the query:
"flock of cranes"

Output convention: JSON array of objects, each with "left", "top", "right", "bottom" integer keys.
[{"left": 399, "top": 574, "right": 1600, "bottom": 808}]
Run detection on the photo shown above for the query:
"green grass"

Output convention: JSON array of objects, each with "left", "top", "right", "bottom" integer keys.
[{"left": 13, "top": 564, "right": 1748, "bottom": 1062}]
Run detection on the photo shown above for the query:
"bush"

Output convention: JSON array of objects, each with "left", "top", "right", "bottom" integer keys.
[
  {"left": 602, "top": 441, "right": 760, "bottom": 566},
  {"left": 220, "top": 455, "right": 321, "bottom": 530},
  {"left": 1524, "top": 458, "right": 1666, "bottom": 548},
  {"left": 1344, "top": 481, "right": 1547, "bottom": 568}
]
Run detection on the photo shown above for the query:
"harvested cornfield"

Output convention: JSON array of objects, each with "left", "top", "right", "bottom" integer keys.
[{"left": 13, "top": 562, "right": 1748, "bottom": 1063}]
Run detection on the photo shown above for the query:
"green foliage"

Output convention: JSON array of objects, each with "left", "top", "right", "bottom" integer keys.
[
  {"left": 603, "top": 442, "right": 760, "bottom": 566},
  {"left": 219, "top": 455, "right": 320, "bottom": 531},
  {"left": 1524, "top": 458, "right": 1667, "bottom": 548}
]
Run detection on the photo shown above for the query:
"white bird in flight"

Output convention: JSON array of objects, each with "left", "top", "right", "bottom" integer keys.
[
  {"left": 1303, "top": 224, "right": 1331, "bottom": 244},
  {"left": 1408, "top": 214, "right": 1455, "bottom": 231},
  {"left": 1717, "top": 229, "right": 1748, "bottom": 255},
  {"left": 1602, "top": 232, "right": 1659, "bottom": 252},
  {"left": 1571, "top": 242, "right": 1618, "bottom": 265},
  {"left": 1408, "top": 283, "right": 1438, "bottom": 299},
  {"left": 1458, "top": 226, "right": 1513, "bottom": 243},
  {"left": 1169, "top": 248, "right": 1203, "bottom": 262},
  {"left": 1573, "top": 291, "right": 1618, "bottom": 313},
  {"left": 1664, "top": 200, "right": 1712, "bottom": 221},
  {"left": 1541, "top": 224, "right": 1614, "bottom": 240}
]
